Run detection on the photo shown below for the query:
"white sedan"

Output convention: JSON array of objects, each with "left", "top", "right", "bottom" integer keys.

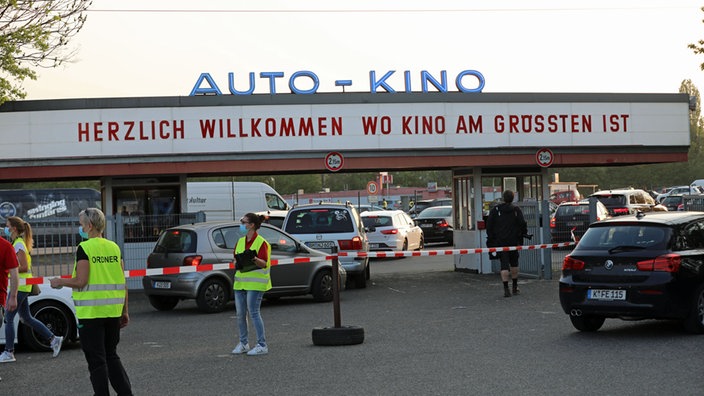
[
  {"left": 361, "top": 210, "right": 424, "bottom": 252},
  {"left": 0, "top": 285, "right": 78, "bottom": 351}
]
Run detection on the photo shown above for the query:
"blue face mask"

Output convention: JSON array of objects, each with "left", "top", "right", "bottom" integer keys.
[
  {"left": 239, "top": 223, "right": 247, "bottom": 233},
  {"left": 78, "top": 226, "right": 89, "bottom": 240},
  {"left": 3, "top": 227, "right": 9, "bottom": 238}
]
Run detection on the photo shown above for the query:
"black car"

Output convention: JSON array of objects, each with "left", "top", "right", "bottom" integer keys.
[
  {"left": 660, "top": 195, "right": 684, "bottom": 212},
  {"left": 413, "top": 206, "right": 453, "bottom": 245},
  {"left": 559, "top": 211, "right": 704, "bottom": 333},
  {"left": 550, "top": 201, "right": 610, "bottom": 243}
]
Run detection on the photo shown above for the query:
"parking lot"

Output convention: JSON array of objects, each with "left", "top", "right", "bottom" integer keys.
[{"left": 3, "top": 254, "right": 703, "bottom": 395}]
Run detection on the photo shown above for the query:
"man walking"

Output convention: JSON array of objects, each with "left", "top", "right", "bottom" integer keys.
[{"left": 486, "top": 190, "right": 527, "bottom": 297}]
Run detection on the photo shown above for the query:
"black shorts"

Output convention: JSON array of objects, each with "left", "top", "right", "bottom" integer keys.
[{"left": 498, "top": 251, "right": 519, "bottom": 271}]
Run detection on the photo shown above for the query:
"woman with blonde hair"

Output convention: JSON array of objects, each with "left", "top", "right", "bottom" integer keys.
[{"left": 0, "top": 216, "right": 63, "bottom": 363}]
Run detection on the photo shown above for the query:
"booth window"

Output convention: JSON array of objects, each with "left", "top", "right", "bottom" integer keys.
[{"left": 453, "top": 176, "right": 473, "bottom": 230}]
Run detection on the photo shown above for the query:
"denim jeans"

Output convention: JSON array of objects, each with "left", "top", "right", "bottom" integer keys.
[
  {"left": 4, "top": 291, "right": 54, "bottom": 352},
  {"left": 234, "top": 289, "right": 266, "bottom": 347}
]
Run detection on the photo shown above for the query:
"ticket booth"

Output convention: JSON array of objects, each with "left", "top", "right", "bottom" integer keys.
[{"left": 452, "top": 167, "right": 549, "bottom": 276}]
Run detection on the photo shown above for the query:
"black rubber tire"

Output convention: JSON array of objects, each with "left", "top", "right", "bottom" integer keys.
[
  {"left": 418, "top": 236, "right": 424, "bottom": 251},
  {"left": 569, "top": 314, "right": 606, "bottom": 332},
  {"left": 683, "top": 283, "right": 704, "bottom": 334},
  {"left": 196, "top": 278, "right": 229, "bottom": 313},
  {"left": 312, "top": 325, "right": 365, "bottom": 346},
  {"left": 22, "top": 300, "right": 75, "bottom": 352},
  {"left": 148, "top": 295, "right": 179, "bottom": 311},
  {"left": 402, "top": 239, "right": 408, "bottom": 251},
  {"left": 311, "top": 270, "right": 334, "bottom": 302}
]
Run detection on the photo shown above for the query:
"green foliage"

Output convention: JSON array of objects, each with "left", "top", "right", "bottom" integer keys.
[
  {"left": 0, "top": 0, "right": 91, "bottom": 104},
  {"left": 690, "top": 7, "right": 704, "bottom": 71}
]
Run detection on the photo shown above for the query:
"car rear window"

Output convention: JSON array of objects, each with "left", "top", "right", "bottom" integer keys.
[
  {"left": 285, "top": 208, "right": 354, "bottom": 234},
  {"left": 592, "top": 194, "right": 626, "bottom": 206},
  {"left": 418, "top": 207, "right": 452, "bottom": 218},
  {"left": 577, "top": 225, "right": 669, "bottom": 250},
  {"left": 362, "top": 216, "right": 392, "bottom": 228},
  {"left": 556, "top": 205, "right": 590, "bottom": 216},
  {"left": 153, "top": 229, "right": 197, "bottom": 253}
]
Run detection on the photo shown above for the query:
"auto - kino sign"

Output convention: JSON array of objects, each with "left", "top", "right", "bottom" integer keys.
[{"left": 0, "top": 99, "right": 690, "bottom": 161}]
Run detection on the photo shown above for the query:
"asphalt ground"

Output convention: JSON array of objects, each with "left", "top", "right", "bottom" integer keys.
[{"left": 2, "top": 256, "right": 703, "bottom": 395}]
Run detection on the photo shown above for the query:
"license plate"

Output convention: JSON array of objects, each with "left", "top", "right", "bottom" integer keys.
[
  {"left": 588, "top": 289, "right": 626, "bottom": 300},
  {"left": 566, "top": 221, "right": 582, "bottom": 227},
  {"left": 306, "top": 241, "right": 335, "bottom": 249},
  {"left": 420, "top": 224, "right": 433, "bottom": 228},
  {"left": 153, "top": 281, "right": 171, "bottom": 289},
  {"left": 369, "top": 243, "right": 379, "bottom": 249}
]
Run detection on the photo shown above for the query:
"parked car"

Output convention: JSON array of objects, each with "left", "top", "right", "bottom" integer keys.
[
  {"left": 143, "top": 221, "right": 346, "bottom": 313},
  {"left": 0, "top": 286, "right": 78, "bottom": 351},
  {"left": 656, "top": 185, "right": 700, "bottom": 203},
  {"left": 257, "top": 210, "right": 286, "bottom": 228},
  {"left": 550, "top": 190, "right": 582, "bottom": 205},
  {"left": 588, "top": 188, "right": 663, "bottom": 216},
  {"left": 355, "top": 204, "right": 387, "bottom": 214},
  {"left": 413, "top": 206, "right": 453, "bottom": 245},
  {"left": 361, "top": 210, "right": 424, "bottom": 252},
  {"left": 409, "top": 198, "right": 452, "bottom": 218},
  {"left": 283, "top": 202, "right": 370, "bottom": 289},
  {"left": 660, "top": 195, "right": 685, "bottom": 212},
  {"left": 559, "top": 211, "right": 704, "bottom": 333},
  {"left": 550, "top": 200, "right": 610, "bottom": 243}
]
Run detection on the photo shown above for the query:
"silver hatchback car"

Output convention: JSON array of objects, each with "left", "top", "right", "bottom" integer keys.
[{"left": 142, "top": 222, "right": 346, "bottom": 313}]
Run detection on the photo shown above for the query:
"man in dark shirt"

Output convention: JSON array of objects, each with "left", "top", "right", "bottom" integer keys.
[{"left": 486, "top": 190, "right": 527, "bottom": 297}]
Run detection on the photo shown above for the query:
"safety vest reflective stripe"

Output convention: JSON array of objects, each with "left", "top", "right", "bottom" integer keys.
[
  {"left": 73, "top": 238, "right": 126, "bottom": 319},
  {"left": 233, "top": 235, "right": 272, "bottom": 292}
]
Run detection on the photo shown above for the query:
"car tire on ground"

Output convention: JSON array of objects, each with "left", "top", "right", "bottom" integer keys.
[
  {"left": 148, "top": 295, "right": 179, "bottom": 311},
  {"left": 24, "top": 300, "right": 75, "bottom": 352},
  {"left": 312, "top": 325, "right": 365, "bottom": 346},
  {"left": 569, "top": 314, "right": 606, "bottom": 332},
  {"left": 196, "top": 278, "right": 229, "bottom": 313},
  {"left": 402, "top": 239, "right": 408, "bottom": 251},
  {"left": 418, "top": 236, "right": 424, "bottom": 250},
  {"left": 683, "top": 283, "right": 704, "bottom": 334},
  {"left": 311, "top": 270, "right": 334, "bottom": 302}
]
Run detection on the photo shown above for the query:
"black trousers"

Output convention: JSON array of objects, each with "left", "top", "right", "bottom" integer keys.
[{"left": 78, "top": 317, "right": 132, "bottom": 396}]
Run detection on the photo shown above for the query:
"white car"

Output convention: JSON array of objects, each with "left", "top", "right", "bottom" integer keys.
[
  {"left": 0, "top": 285, "right": 78, "bottom": 351},
  {"left": 361, "top": 210, "right": 424, "bottom": 252}
]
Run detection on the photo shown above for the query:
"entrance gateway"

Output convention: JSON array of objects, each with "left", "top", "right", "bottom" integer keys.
[{"left": 0, "top": 92, "right": 691, "bottom": 278}]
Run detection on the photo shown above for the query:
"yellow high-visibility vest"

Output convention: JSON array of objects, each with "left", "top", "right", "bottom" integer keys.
[
  {"left": 12, "top": 237, "right": 32, "bottom": 293},
  {"left": 233, "top": 235, "right": 272, "bottom": 292},
  {"left": 72, "top": 238, "right": 126, "bottom": 319}
]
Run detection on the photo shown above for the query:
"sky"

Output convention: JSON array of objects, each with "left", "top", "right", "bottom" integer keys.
[{"left": 20, "top": 0, "right": 704, "bottom": 100}]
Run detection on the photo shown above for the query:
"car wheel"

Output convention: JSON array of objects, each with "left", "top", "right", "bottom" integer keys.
[
  {"left": 402, "top": 239, "right": 408, "bottom": 252},
  {"left": 196, "top": 278, "right": 229, "bottom": 313},
  {"left": 311, "top": 270, "right": 334, "bottom": 302},
  {"left": 353, "top": 271, "right": 367, "bottom": 289},
  {"left": 312, "top": 325, "right": 365, "bottom": 346},
  {"left": 148, "top": 295, "right": 179, "bottom": 311},
  {"left": 418, "top": 236, "right": 424, "bottom": 250},
  {"left": 22, "top": 300, "right": 75, "bottom": 352},
  {"left": 569, "top": 314, "right": 605, "bottom": 332},
  {"left": 684, "top": 283, "right": 704, "bottom": 334}
]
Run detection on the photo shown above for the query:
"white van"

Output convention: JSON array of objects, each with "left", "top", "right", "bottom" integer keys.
[
  {"left": 691, "top": 179, "right": 704, "bottom": 189},
  {"left": 186, "top": 182, "right": 289, "bottom": 222}
]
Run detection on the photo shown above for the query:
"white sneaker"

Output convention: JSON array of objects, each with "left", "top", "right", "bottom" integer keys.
[
  {"left": 246, "top": 344, "right": 268, "bottom": 356},
  {"left": 50, "top": 336, "right": 64, "bottom": 358},
  {"left": 0, "top": 351, "right": 15, "bottom": 363},
  {"left": 231, "top": 343, "right": 250, "bottom": 354}
]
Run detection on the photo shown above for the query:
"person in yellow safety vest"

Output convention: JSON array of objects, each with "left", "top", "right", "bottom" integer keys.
[
  {"left": 0, "top": 217, "right": 64, "bottom": 363},
  {"left": 50, "top": 208, "right": 133, "bottom": 395},
  {"left": 231, "top": 212, "right": 272, "bottom": 356}
]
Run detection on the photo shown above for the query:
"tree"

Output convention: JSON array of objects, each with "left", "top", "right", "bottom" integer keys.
[
  {"left": 0, "top": 0, "right": 91, "bottom": 105},
  {"left": 690, "top": 7, "right": 704, "bottom": 71}
]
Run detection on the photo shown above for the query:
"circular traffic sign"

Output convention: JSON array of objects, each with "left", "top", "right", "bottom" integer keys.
[
  {"left": 366, "top": 181, "right": 379, "bottom": 195},
  {"left": 324, "top": 152, "right": 344, "bottom": 172},
  {"left": 536, "top": 148, "right": 554, "bottom": 168}
]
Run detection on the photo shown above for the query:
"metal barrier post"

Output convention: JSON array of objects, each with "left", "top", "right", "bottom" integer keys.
[{"left": 332, "top": 246, "right": 341, "bottom": 328}]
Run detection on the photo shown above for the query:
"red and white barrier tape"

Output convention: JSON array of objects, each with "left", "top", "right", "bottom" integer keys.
[{"left": 18, "top": 242, "right": 574, "bottom": 285}]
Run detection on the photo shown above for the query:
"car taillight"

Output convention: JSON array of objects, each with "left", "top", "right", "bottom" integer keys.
[
  {"left": 677, "top": 204, "right": 684, "bottom": 211},
  {"left": 612, "top": 207, "right": 629, "bottom": 215},
  {"left": 184, "top": 255, "right": 203, "bottom": 266},
  {"left": 437, "top": 219, "right": 449, "bottom": 227},
  {"left": 549, "top": 217, "right": 556, "bottom": 228},
  {"left": 338, "top": 236, "right": 363, "bottom": 250},
  {"left": 636, "top": 254, "right": 681, "bottom": 272},
  {"left": 562, "top": 255, "right": 585, "bottom": 271},
  {"left": 381, "top": 229, "right": 398, "bottom": 235}
]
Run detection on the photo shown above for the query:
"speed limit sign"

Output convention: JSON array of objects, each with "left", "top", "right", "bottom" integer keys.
[{"left": 366, "top": 181, "right": 379, "bottom": 195}]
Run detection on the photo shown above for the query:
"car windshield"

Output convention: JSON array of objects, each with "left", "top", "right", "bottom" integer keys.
[
  {"left": 577, "top": 225, "right": 669, "bottom": 250},
  {"left": 592, "top": 194, "right": 626, "bottom": 206},
  {"left": 153, "top": 229, "right": 197, "bottom": 253},
  {"left": 417, "top": 206, "right": 452, "bottom": 218},
  {"left": 285, "top": 208, "right": 354, "bottom": 234}
]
